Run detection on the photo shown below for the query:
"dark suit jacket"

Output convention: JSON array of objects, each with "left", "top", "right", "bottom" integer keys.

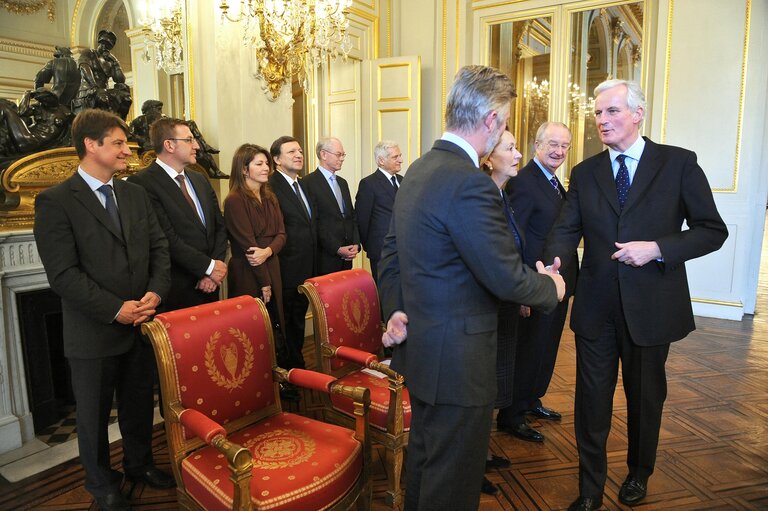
[
  {"left": 544, "top": 137, "right": 728, "bottom": 345},
  {"left": 34, "top": 173, "right": 170, "bottom": 359},
  {"left": 128, "top": 162, "right": 227, "bottom": 310},
  {"left": 507, "top": 160, "right": 578, "bottom": 297},
  {"left": 302, "top": 168, "right": 359, "bottom": 275},
  {"left": 269, "top": 171, "right": 317, "bottom": 289},
  {"left": 378, "top": 139, "right": 558, "bottom": 407},
  {"left": 355, "top": 169, "right": 402, "bottom": 262}
]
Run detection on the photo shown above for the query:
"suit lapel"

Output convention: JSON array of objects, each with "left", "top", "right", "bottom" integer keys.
[
  {"left": 185, "top": 170, "right": 210, "bottom": 232},
  {"left": 593, "top": 151, "right": 621, "bottom": 216},
  {"left": 151, "top": 163, "right": 205, "bottom": 231},
  {"left": 529, "top": 162, "right": 563, "bottom": 207},
  {"left": 71, "top": 173, "right": 124, "bottom": 241},
  {"left": 275, "top": 173, "right": 310, "bottom": 223},
  {"left": 374, "top": 170, "right": 397, "bottom": 200},
  {"left": 621, "top": 138, "right": 661, "bottom": 215},
  {"left": 112, "top": 179, "right": 133, "bottom": 241}
]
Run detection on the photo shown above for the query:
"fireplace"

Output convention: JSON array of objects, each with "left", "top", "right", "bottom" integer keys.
[{"left": 0, "top": 231, "right": 51, "bottom": 453}]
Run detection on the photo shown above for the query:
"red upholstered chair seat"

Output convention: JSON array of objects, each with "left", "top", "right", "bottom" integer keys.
[
  {"left": 182, "top": 412, "right": 362, "bottom": 511},
  {"left": 331, "top": 371, "right": 411, "bottom": 432}
]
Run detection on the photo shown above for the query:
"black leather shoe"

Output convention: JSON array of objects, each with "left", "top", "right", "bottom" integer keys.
[
  {"left": 567, "top": 495, "right": 602, "bottom": 511},
  {"left": 481, "top": 476, "right": 498, "bottom": 495},
  {"left": 618, "top": 476, "right": 647, "bottom": 506},
  {"left": 95, "top": 491, "right": 131, "bottom": 511},
  {"left": 503, "top": 422, "right": 544, "bottom": 442},
  {"left": 486, "top": 454, "right": 511, "bottom": 470},
  {"left": 126, "top": 466, "right": 176, "bottom": 489},
  {"left": 528, "top": 405, "right": 562, "bottom": 421}
]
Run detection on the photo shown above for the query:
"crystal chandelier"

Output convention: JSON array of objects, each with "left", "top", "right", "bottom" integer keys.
[
  {"left": 139, "top": 0, "right": 184, "bottom": 75},
  {"left": 219, "top": 0, "right": 353, "bottom": 101}
]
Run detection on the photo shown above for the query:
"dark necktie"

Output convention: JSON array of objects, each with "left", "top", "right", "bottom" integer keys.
[
  {"left": 176, "top": 174, "right": 197, "bottom": 211},
  {"left": 98, "top": 184, "right": 122, "bottom": 236},
  {"left": 549, "top": 175, "right": 563, "bottom": 199},
  {"left": 293, "top": 181, "right": 311, "bottom": 219},
  {"left": 391, "top": 175, "right": 399, "bottom": 191},
  {"left": 615, "top": 154, "right": 630, "bottom": 209}
]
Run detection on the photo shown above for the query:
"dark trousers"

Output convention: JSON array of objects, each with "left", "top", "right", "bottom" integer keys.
[
  {"left": 500, "top": 297, "right": 570, "bottom": 425},
  {"left": 281, "top": 286, "right": 308, "bottom": 369},
  {"left": 574, "top": 308, "right": 670, "bottom": 497},
  {"left": 369, "top": 258, "right": 379, "bottom": 286},
  {"left": 405, "top": 395, "right": 494, "bottom": 511},
  {"left": 68, "top": 336, "right": 155, "bottom": 497}
]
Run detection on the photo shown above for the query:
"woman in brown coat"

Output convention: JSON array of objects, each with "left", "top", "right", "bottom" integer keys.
[{"left": 224, "top": 144, "right": 286, "bottom": 330}]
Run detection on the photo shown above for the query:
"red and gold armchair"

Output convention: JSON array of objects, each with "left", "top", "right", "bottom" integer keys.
[
  {"left": 141, "top": 295, "right": 372, "bottom": 511},
  {"left": 299, "top": 269, "right": 411, "bottom": 510}
]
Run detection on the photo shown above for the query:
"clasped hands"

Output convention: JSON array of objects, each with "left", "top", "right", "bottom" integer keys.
[
  {"left": 117, "top": 291, "right": 161, "bottom": 326},
  {"left": 196, "top": 259, "right": 227, "bottom": 293}
]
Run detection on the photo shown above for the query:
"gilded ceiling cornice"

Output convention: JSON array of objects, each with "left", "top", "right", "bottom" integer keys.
[
  {"left": 0, "top": 38, "right": 55, "bottom": 58},
  {"left": 0, "top": 0, "right": 55, "bottom": 21}
]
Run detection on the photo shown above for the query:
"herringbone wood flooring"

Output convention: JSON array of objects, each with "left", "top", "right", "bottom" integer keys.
[{"left": 2, "top": 285, "right": 767, "bottom": 510}]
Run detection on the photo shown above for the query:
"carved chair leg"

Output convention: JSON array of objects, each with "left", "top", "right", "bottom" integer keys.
[{"left": 385, "top": 446, "right": 405, "bottom": 510}]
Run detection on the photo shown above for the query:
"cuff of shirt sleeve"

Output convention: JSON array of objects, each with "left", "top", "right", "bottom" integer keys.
[{"left": 205, "top": 259, "right": 215, "bottom": 276}]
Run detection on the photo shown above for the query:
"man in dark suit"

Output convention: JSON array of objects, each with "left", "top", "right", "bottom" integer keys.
[
  {"left": 543, "top": 80, "right": 728, "bottom": 511},
  {"left": 378, "top": 65, "right": 565, "bottom": 511},
  {"left": 269, "top": 135, "right": 317, "bottom": 370},
  {"left": 128, "top": 117, "right": 227, "bottom": 311},
  {"left": 355, "top": 140, "right": 403, "bottom": 283},
  {"left": 302, "top": 136, "right": 360, "bottom": 275},
  {"left": 501, "top": 122, "right": 578, "bottom": 442},
  {"left": 34, "top": 109, "right": 174, "bottom": 511}
]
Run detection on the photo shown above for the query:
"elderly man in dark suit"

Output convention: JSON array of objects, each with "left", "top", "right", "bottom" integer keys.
[
  {"left": 543, "top": 80, "right": 728, "bottom": 511},
  {"left": 301, "top": 136, "right": 360, "bottom": 275},
  {"left": 34, "top": 109, "right": 173, "bottom": 511},
  {"left": 128, "top": 117, "right": 227, "bottom": 311},
  {"left": 355, "top": 140, "right": 403, "bottom": 283},
  {"left": 378, "top": 65, "right": 565, "bottom": 511},
  {"left": 501, "top": 122, "right": 578, "bottom": 442},
  {"left": 268, "top": 135, "right": 317, "bottom": 370}
]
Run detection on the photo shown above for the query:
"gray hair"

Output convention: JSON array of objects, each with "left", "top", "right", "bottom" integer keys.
[
  {"left": 445, "top": 65, "right": 516, "bottom": 134},
  {"left": 594, "top": 79, "right": 647, "bottom": 114},
  {"left": 374, "top": 140, "right": 400, "bottom": 165},
  {"left": 535, "top": 121, "right": 572, "bottom": 143},
  {"left": 315, "top": 136, "right": 340, "bottom": 159}
]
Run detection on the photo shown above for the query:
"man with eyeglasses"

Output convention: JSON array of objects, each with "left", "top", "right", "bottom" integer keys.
[
  {"left": 500, "top": 122, "right": 579, "bottom": 443},
  {"left": 302, "top": 136, "right": 360, "bottom": 275},
  {"left": 543, "top": 80, "right": 727, "bottom": 511},
  {"left": 129, "top": 117, "right": 228, "bottom": 311}
]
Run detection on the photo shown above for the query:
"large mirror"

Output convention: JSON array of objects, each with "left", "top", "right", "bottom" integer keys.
[{"left": 488, "top": 16, "right": 553, "bottom": 163}]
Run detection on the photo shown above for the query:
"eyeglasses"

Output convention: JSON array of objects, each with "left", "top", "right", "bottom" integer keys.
[
  {"left": 323, "top": 149, "right": 346, "bottom": 159},
  {"left": 546, "top": 142, "right": 571, "bottom": 151},
  {"left": 167, "top": 137, "right": 195, "bottom": 144}
]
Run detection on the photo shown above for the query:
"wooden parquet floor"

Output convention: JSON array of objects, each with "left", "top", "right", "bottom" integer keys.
[{"left": 2, "top": 284, "right": 768, "bottom": 510}]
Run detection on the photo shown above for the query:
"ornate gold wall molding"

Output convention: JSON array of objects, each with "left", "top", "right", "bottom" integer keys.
[
  {"left": 0, "top": 38, "right": 54, "bottom": 59},
  {"left": 0, "top": 0, "right": 55, "bottom": 21}
]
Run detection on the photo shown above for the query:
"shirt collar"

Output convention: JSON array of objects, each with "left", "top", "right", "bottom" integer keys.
[
  {"left": 277, "top": 169, "right": 298, "bottom": 185},
  {"left": 378, "top": 168, "right": 396, "bottom": 180},
  {"left": 318, "top": 166, "right": 335, "bottom": 180},
  {"left": 608, "top": 136, "right": 646, "bottom": 164},
  {"left": 78, "top": 167, "right": 114, "bottom": 191},
  {"left": 532, "top": 157, "right": 555, "bottom": 179},
  {"left": 441, "top": 132, "right": 479, "bottom": 167},
  {"left": 155, "top": 157, "right": 186, "bottom": 180}
]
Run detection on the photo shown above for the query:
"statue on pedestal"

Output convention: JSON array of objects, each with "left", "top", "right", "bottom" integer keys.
[
  {"left": 73, "top": 30, "right": 132, "bottom": 119},
  {"left": 34, "top": 46, "right": 81, "bottom": 108},
  {"left": 0, "top": 89, "right": 73, "bottom": 162}
]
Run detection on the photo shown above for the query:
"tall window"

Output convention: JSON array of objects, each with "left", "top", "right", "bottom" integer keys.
[{"left": 486, "top": 1, "right": 646, "bottom": 180}]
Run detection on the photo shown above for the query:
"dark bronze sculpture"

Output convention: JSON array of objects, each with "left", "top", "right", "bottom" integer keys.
[
  {"left": 73, "top": 30, "right": 132, "bottom": 119},
  {"left": 34, "top": 46, "right": 81, "bottom": 108},
  {"left": 129, "top": 100, "right": 164, "bottom": 154},
  {"left": 187, "top": 119, "right": 226, "bottom": 178},
  {"left": 0, "top": 89, "right": 73, "bottom": 161}
]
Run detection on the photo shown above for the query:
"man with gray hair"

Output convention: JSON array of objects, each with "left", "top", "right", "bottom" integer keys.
[
  {"left": 378, "top": 65, "right": 565, "bottom": 510},
  {"left": 500, "top": 121, "right": 578, "bottom": 442},
  {"left": 543, "top": 79, "right": 727, "bottom": 510},
  {"left": 355, "top": 140, "right": 403, "bottom": 282},
  {"left": 302, "top": 136, "right": 360, "bottom": 275}
]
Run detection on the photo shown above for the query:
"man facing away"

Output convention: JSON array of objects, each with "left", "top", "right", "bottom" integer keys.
[
  {"left": 500, "top": 122, "right": 579, "bottom": 442},
  {"left": 355, "top": 140, "right": 403, "bottom": 283},
  {"left": 269, "top": 135, "right": 318, "bottom": 370},
  {"left": 378, "top": 65, "right": 565, "bottom": 511},
  {"left": 301, "top": 136, "right": 360, "bottom": 275},
  {"left": 128, "top": 117, "right": 228, "bottom": 311},
  {"left": 34, "top": 109, "right": 174, "bottom": 511},
  {"left": 543, "top": 79, "right": 727, "bottom": 511}
]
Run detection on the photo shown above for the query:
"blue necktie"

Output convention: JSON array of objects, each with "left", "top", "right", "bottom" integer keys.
[
  {"left": 98, "top": 184, "right": 122, "bottom": 236},
  {"left": 615, "top": 154, "right": 630, "bottom": 209},
  {"left": 329, "top": 174, "right": 345, "bottom": 215},
  {"left": 549, "top": 175, "right": 563, "bottom": 199}
]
